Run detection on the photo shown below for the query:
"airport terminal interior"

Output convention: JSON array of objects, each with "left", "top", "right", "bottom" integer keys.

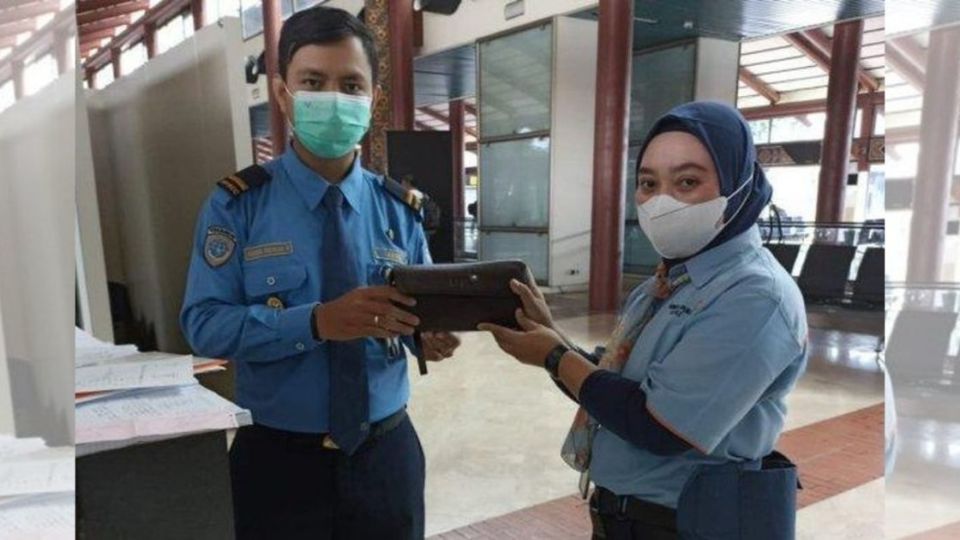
[{"left": 1, "top": 0, "right": 960, "bottom": 538}]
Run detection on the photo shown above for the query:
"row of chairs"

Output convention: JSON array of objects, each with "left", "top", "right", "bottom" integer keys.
[{"left": 765, "top": 243, "right": 884, "bottom": 309}]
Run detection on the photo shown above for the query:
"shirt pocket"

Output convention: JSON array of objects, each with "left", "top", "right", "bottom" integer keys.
[{"left": 243, "top": 264, "right": 308, "bottom": 305}]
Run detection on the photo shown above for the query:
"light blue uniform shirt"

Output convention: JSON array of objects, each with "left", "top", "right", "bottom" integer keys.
[
  {"left": 180, "top": 146, "right": 430, "bottom": 433},
  {"left": 590, "top": 226, "right": 808, "bottom": 508}
]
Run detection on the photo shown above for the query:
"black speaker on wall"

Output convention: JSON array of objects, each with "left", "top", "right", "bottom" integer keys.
[
  {"left": 386, "top": 131, "right": 455, "bottom": 263},
  {"left": 417, "top": 0, "right": 462, "bottom": 15}
]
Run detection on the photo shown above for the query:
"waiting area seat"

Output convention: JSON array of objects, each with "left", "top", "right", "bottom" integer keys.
[
  {"left": 851, "top": 247, "right": 884, "bottom": 307},
  {"left": 797, "top": 244, "right": 858, "bottom": 302},
  {"left": 765, "top": 243, "right": 801, "bottom": 274},
  {"left": 886, "top": 309, "right": 959, "bottom": 386}
]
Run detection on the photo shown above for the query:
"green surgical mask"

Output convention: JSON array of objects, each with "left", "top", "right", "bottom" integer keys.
[{"left": 286, "top": 88, "right": 372, "bottom": 159}]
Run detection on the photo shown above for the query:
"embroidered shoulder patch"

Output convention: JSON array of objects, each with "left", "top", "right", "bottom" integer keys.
[{"left": 204, "top": 226, "right": 236, "bottom": 268}]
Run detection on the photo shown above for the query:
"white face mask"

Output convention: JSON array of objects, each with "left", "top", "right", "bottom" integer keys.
[{"left": 637, "top": 176, "right": 752, "bottom": 259}]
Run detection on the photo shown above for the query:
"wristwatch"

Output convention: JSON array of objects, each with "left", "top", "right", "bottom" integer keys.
[{"left": 544, "top": 344, "right": 571, "bottom": 379}]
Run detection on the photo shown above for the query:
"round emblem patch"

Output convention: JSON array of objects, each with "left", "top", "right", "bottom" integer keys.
[{"left": 204, "top": 227, "right": 236, "bottom": 268}]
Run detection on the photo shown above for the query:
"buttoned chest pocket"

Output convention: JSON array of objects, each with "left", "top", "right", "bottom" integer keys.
[{"left": 244, "top": 265, "right": 307, "bottom": 307}]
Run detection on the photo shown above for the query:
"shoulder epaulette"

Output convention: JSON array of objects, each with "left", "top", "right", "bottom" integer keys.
[
  {"left": 217, "top": 164, "right": 271, "bottom": 197},
  {"left": 381, "top": 175, "right": 425, "bottom": 213}
]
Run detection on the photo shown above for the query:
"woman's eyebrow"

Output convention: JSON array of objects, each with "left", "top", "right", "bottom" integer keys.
[{"left": 669, "top": 162, "right": 709, "bottom": 174}]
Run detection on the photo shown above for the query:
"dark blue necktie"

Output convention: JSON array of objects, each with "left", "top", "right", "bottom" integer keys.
[{"left": 322, "top": 186, "right": 369, "bottom": 455}]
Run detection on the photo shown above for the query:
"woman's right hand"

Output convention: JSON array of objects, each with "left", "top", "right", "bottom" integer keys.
[{"left": 509, "top": 274, "right": 555, "bottom": 331}]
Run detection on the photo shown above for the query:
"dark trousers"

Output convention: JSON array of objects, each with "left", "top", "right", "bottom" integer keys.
[
  {"left": 229, "top": 415, "right": 425, "bottom": 540},
  {"left": 590, "top": 488, "right": 679, "bottom": 540}
]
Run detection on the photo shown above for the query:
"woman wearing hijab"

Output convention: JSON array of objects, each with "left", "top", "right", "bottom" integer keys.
[{"left": 480, "top": 101, "right": 809, "bottom": 540}]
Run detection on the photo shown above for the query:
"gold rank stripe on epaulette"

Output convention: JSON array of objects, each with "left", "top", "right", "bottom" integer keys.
[
  {"left": 217, "top": 164, "right": 271, "bottom": 198},
  {"left": 382, "top": 176, "right": 424, "bottom": 212},
  {"left": 218, "top": 175, "right": 248, "bottom": 196},
  {"left": 405, "top": 189, "right": 424, "bottom": 212}
]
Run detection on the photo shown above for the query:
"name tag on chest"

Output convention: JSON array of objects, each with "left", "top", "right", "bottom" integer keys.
[{"left": 244, "top": 241, "right": 294, "bottom": 262}]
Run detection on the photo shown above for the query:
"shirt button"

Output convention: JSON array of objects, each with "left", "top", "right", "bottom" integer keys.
[
  {"left": 360, "top": 422, "right": 370, "bottom": 432},
  {"left": 266, "top": 276, "right": 277, "bottom": 286},
  {"left": 295, "top": 342, "right": 305, "bottom": 351}
]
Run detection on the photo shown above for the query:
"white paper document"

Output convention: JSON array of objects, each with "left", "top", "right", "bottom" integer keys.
[
  {"left": 75, "top": 383, "right": 252, "bottom": 446},
  {"left": 74, "top": 328, "right": 139, "bottom": 368},
  {"left": 0, "top": 453, "right": 74, "bottom": 498},
  {"left": 75, "top": 356, "right": 195, "bottom": 393},
  {"left": 0, "top": 493, "right": 75, "bottom": 540},
  {"left": 0, "top": 436, "right": 47, "bottom": 459}
]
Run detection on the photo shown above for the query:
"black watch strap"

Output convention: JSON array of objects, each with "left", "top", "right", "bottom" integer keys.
[{"left": 544, "top": 344, "right": 571, "bottom": 379}]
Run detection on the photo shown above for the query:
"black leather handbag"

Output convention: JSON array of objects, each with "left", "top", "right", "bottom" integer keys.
[{"left": 388, "top": 260, "right": 530, "bottom": 374}]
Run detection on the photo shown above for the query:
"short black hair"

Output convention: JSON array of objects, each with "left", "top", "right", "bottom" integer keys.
[{"left": 278, "top": 6, "right": 379, "bottom": 83}]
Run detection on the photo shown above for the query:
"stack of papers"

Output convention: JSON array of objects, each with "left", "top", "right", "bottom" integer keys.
[
  {"left": 74, "top": 329, "right": 250, "bottom": 456},
  {"left": 74, "top": 329, "right": 228, "bottom": 404},
  {"left": 0, "top": 437, "right": 75, "bottom": 539},
  {"left": 77, "top": 383, "right": 252, "bottom": 456}
]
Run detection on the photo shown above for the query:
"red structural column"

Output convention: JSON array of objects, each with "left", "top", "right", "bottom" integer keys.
[
  {"left": 814, "top": 19, "right": 863, "bottom": 224},
  {"left": 144, "top": 23, "right": 157, "bottom": 59},
  {"left": 262, "top": 0, "right": 286, "bottom": 155},
  {"left": 856, "top": 96, "right": 875, "bottom": 172},
  {"left": 54, "top": 30, "right": 71, "bottom": 75},
  {"left": 906, "top": 25, "right": 960, "bottom": 283},
  {"left": 588, "top": 0, "right": 634, "bottom": 313},
  {"left": 111, "top": 47, "right": 121, "bottom": 80},
  {"left": 11, "top": 60, "right": 24, "bottom": 99},
  {"left": 191, "top": 0, "right": 205, "bottom": 31},
  {"left": 388, "top": 0, "right": 415, "bottom": 131},
  {"left": 449, "top": 98, "right": 465, "bottom": 219}
]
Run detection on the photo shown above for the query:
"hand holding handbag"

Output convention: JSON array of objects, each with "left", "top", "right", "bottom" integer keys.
[{"left": 388, "top": 260, "right": 531, "bottom": 374}]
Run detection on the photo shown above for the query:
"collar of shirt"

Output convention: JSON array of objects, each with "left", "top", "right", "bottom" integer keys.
[
  {"left": 668, "top": 225, "right": 762, "bottom": 288},
  {"left": 280, "top": 143, "right": 365, "bottom": 211}
]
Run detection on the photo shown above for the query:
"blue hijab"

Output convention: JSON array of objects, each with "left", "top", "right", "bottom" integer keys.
[{"left": 636, "top": 101, "right": 772, "bottom": 265}]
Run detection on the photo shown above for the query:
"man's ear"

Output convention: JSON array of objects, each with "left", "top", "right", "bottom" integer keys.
[
  {"left": 272, "top": 75, "right": 290, "bottom": 120},
  {"left": 371, "top": 85, "right": 382, "bottom": 107}
]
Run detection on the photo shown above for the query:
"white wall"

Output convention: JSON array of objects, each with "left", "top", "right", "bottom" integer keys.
[
  {"left": 86, "top": 18, "right": 252, "bottom": 354},
  {"left": 0, "top": 73, "right": 76, "bottom": 445},
  {"left": 694, "top": 37, "right": 741, "bottom": 104},
  {"left": 76, "top": 77, "right": 114, "bottom": 343},
  {"left": 549, "top": 15, "right": 598, "bottom": 289},
  {"left": 420, "top": 0, "right": 596, "bottom": 56},
  {"left": 0, "top": 303, "right": 13, "bottom": 435}
]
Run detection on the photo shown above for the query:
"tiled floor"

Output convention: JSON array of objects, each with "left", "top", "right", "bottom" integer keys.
[
  {"left": 409, "top": 291, "right": 886, "bottom": 538},
  {"left": 429, "top": 404, "right": 885, "bottom": 539}
]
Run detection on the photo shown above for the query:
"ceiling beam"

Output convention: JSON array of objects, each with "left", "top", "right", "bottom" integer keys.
[
  {"left": 79, "top": 0, "right": 143, "bottom": 13},
  {"left": 886, "top": 39, "right": 925, "bottom": 91},
  {"left": 803, "top": 28, "right": 879, "bottom": 92},
  {"left": 783, "top": 31, "right": 832, "bottom": 74},
  {"left": 740, "top": 91, "right": 884, "bottom": 121},
  {"left": 418, "top": 105, "right": 478, "bottom": 138},
  {"left": 464, "top": 102, "right": 476, "bottom": 117},
  {"left": 85, "top": 0, "right": 191, "bottom": 73},
  {"left": 0, "top": 19, "right": 37, "bottom": 39},
  {"left": 414, "top": 120, "right": 433, "bottom": 131},
  {"left": 738, "top": 66, "right": 780, "bottom": 104},
  {"left": 77, "top": 1, "right": 149, "bottom": 26},
  {"left": 78, "top": 14, "right": 130, "bottom": 34},
  {"left": 0, "top": 1, "right": 60, "bottom": 26},
  {"left": 80, "top": 26, "right": 121, "bottom": 44}
]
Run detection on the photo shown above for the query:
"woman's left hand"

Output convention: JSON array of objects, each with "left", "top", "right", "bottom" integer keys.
[{"left": 478, "top": 309, "right": 564, "bottom": 368}]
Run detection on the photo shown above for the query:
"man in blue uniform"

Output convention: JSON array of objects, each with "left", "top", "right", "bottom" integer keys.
[{"left": 180, "top": 7, "right": 460, "bottom": 539}]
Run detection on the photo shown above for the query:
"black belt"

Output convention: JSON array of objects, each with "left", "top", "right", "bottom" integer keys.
[
  {"left": 591, "top": 487, "right": 677, "bottom": 530},
  {"left": 245, "top": 408, "right": 408, "bottom": 451}
]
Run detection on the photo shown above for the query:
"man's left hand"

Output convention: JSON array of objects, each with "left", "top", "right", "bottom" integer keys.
[
  {"left": 421, "top": 332, "right": 461, "bottom": 361},
  {"left": 478, "top": 309, "right": 564, "bottom": 368}
]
